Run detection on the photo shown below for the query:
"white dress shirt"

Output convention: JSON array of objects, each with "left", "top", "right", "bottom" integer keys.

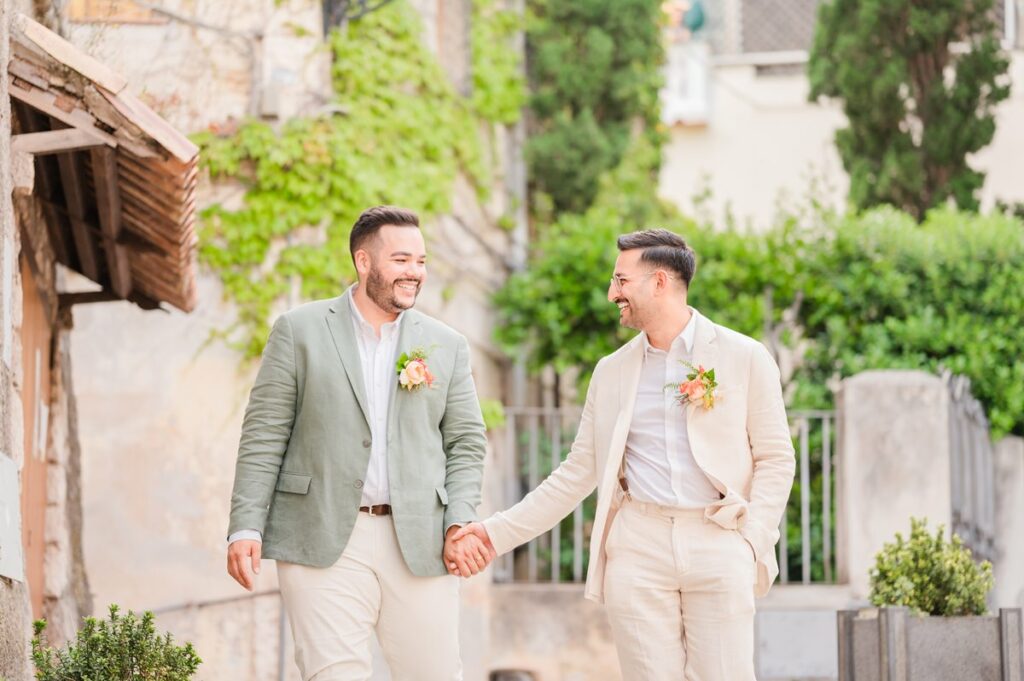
[
  {"left": 349, "top": 291, "right": 404, "bottom": 507},
  {"left": 228, "top": 288, "right": 403, "bottom": 544},
  {"left": 622, "top": 309, "right": 720, "bottom": 508}
]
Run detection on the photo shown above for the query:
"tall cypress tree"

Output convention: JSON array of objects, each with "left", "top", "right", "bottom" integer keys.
[
  {"left": 526, "top": 0, "right": 665, "bottom": 216},
  {"left": 808, "top": 0, "right": 1010, "bottom": 220}
]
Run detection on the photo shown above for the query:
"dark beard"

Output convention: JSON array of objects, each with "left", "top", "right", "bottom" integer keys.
[
  {"left": 616, "top": 297, "right": 642, "bottom": 330},
  {"left": 365, "top": 264, "right": 417, "bottom": 313}
]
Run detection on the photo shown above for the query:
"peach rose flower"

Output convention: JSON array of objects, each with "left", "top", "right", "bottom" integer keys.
[
  {"left": 403, "top": 359, "right": 429, "bottom": 386},
  {"left": 682, "top": 379, "right": 705, "bottom": 402}
]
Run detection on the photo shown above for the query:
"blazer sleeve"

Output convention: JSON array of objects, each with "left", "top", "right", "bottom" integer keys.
[
  {"left": 227, "top": 314, "right": 298, "bottom": 537},
  {"left": 439, "top": 335, "right": 488, "bottom": 531},
  {"left": 738, "top": 343, "right": 796, "bottom": 562}
]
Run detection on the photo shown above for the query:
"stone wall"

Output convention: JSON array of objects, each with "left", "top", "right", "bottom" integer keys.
[
  {"left": 835, "top": 371, "right": 955, "bottom": 601},
  {"left": 993, "top": 436, "right": 1024, "bottom": 609},
  {"left": 0, "top": 2, "right": 34, "bottom": 677}
]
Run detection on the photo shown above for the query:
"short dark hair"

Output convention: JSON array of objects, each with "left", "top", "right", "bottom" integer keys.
[
  {"left": 349, "top": 206, "right": 420, "bottom": 259},
  {"left": 616, "top": 229, "right": 697, "bottom": 288}
]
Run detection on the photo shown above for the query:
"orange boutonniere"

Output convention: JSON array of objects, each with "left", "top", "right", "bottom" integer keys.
[
  {"left": 666, "top": 361, "right": 718, "bottom": 410},
  {"left": 396, "top": 348, "right": 435, "bottom": 392}
]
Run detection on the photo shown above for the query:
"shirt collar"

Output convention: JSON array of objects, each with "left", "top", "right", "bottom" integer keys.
[
  {"left": 641, "top": 307, "right": 698, "bottom": 356},
  {"left": 348, "top": 285, "right": 404, "bottom": 337}
]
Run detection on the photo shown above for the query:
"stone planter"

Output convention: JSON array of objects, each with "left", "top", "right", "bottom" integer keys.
[{"left": 838, "top": 606, "right": 1023, "bottom": 681}]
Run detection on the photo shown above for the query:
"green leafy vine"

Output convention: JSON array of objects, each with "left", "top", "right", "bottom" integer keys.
[{"left": 194, "top": 0, "right": 524, "bottom": 357}]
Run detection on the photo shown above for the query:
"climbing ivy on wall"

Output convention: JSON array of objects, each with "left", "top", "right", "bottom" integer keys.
[
  {"left": 471, "top": 0, "right": 527, "bottom": 125},
  {"left": 194, "top": 0, "right": 524, "bottom": 357}
]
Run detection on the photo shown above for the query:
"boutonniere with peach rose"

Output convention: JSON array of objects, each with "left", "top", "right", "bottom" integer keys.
[
  {"left": 396, "top": 347, "right": 436, "bottom": 392},
  {"left": 666, "top": 361, "right": 718, "bottom": 410}
]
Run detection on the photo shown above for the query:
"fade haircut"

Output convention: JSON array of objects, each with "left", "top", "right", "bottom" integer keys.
[
  {"left": 616, "top": 228, "right": 697, "bottom": 288},
  {"left": 349, "top": 206, "right": 420, "bottom": 262}
]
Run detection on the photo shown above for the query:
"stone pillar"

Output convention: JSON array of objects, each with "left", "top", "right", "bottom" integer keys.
[
  {"left": 993, "top": 436, "right": 1024, "bottom": 609},
  {"left": 836, "top": 371, "right": 954, "bottom": 601}
]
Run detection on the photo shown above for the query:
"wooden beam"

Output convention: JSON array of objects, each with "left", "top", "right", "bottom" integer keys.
[
  {"left": 12, "top": 129, "right": 107, "bottom": 156},
  {"left": 55, "top": 150, "right": 102, "bottom": 283},
  {"left": 90, "top": 147, "right": 132, "bottom": 298},
  {"left": 58, "top": 290, "right": 162, "bottom": 311},
  {"left": 12, "top": 101, "right": 71, "bottom": 265}
]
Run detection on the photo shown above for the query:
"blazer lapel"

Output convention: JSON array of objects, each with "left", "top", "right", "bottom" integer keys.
[
  {"left": 686, "top": 310, "right": 719, "bottom": 422},
  {"left": 387, "top": 311, "right": 424, "bottom": 436},
  {"left": 685, "top": 310, "right": 728, "bottom": 495},
  {"left": 325, "top": 290, "right": 371, "bottom": 429},
  {"left": 598, "top": 336, "right": 645, "bottom": 496}
]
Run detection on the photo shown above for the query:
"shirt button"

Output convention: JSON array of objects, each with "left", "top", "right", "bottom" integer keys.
[
  {"left": 354, "top": 480, "right": 364, "bottom": 489},
  {"left": 363, "top": 439, "right": 371, "bottom": 448}
]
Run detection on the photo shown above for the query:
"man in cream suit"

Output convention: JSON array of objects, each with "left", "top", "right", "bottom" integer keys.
[
  {"left": 226, "top": 206, "right": 492, "bottom": 681},
  {"left": 453, "top": 229, "right": 795, "bottom": 680}
]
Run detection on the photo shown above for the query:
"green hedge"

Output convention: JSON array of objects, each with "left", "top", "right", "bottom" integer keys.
[{"left": 495, "top": 183, "right": 1024, "bottom": 436}]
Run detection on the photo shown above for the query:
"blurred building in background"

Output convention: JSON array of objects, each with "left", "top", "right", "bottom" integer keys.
[{"left": 658, "top": 0, "right": 1024, "bottom": 228}]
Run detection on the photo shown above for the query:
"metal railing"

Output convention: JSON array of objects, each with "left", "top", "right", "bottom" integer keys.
[{"left": 495, "top": 407, "right": 837, "bottom": 586}]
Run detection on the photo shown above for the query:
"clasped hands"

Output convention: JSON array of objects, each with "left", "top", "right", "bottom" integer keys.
[{"left": 443, "top": 523, "right": 496, "bottom": 578}]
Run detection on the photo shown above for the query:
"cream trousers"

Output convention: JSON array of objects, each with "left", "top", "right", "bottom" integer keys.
[
  {"left": 277, "top": 513, "right": 461, "bottom": 681},
  {"left": 604, "top": 499, "right": 758, "bottom": 681}
]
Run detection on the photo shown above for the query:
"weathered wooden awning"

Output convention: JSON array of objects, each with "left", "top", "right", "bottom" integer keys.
[{"left": 8, "top": 14, "right": 198, "bottom": 312}]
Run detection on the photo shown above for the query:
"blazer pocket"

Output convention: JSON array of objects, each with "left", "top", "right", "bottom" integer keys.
[
  {"left": 436, "top": 486, "right": 449, "bottom": 506},
  {"left": 275, "top": 472, "right": 312, "bottom": 494}
]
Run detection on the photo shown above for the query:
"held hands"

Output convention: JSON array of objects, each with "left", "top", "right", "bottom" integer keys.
[
  {"left": 444, "top": 523, "right": 497, "bottom": 578},
  {"left": 227, "top": 539, "right": 262, "bottom": 591}
]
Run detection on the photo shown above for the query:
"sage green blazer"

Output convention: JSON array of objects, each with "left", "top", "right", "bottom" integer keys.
[{"left": 227, "top": 290, "right": 487, "bottom": 576}]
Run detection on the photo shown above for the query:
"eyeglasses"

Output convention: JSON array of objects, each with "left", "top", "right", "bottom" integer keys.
[{"left": 609, "top": 271, "right": 673, "bottom": 292}]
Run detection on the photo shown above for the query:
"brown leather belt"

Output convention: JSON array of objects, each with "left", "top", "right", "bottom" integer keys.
[{"left": 359, "top": 504, "right": 392, "bottom": 516}]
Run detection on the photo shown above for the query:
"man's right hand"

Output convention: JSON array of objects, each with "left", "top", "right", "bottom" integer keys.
[{"left": 227, "top": 539, "right": 261, "bottom": 591}]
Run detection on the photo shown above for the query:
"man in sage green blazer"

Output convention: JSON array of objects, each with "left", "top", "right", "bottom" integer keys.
[{"left": 226, "top": 206, "right": 491, "bottom": 681}]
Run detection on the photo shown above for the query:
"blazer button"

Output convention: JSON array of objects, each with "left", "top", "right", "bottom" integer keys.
[
  {"left": 354, "top": 480, "right": 364, "bottom": 489},
  {"left": 362, "top": 439, "right": 371, "bottom": 448}
]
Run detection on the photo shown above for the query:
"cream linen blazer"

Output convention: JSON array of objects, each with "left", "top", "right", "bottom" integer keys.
[{"left": 483, "top": 310, "right": 796, "bottom": 601}]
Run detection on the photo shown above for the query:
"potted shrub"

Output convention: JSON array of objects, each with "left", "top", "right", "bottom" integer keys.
[
  {"left": 838, "top": 518, "right": 1023, "bottom": 681},
  {"left": 31, "top": 604, "right": 201, "bottom": 680}
]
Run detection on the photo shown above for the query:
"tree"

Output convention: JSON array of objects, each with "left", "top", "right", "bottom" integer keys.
[
  {"left": 525, "top": 0, "right": 665, "bottom": 216},
  {"left": 808, "top": 0, "right": 1010, "bottom": 220}
]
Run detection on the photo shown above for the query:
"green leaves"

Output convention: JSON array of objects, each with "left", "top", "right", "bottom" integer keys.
[
  {"left": 31, "top": 605, "right": 201, "bottom": 680},
  {"left": 869, "top": 518, "right": 993, "bottom": 616},
  {"left": 395, "top": 352, "right": 411, "bottom": 375},
  {"left": 808, "top": 0, "right": 1010, "bottom": 220},
  {"left": 471, "top": 0, "right": 527, "bottom": 124}
]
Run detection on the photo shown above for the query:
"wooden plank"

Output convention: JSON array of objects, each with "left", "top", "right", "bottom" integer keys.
[
  {"left": 96, "top": 85, "right": 198, "bottom": 163},
  {"left": 13, "top": 14, "right": 128, "bottom": 94},
  {"left": 90, "top": 147, "right": 132, "bottom": 298},
  {"left": 12, "top": 129, "right": 107, "bottom": 156},
  {"left": 7, "top": 79, "right": 119, "bottom": 148},
  {"left": 55, "top": 150, "right": 102, "bottom": 283}
]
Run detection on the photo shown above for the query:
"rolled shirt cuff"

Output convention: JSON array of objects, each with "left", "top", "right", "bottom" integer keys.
[{"left": 228, "top": 529, "right": 262, "bottom": 544}]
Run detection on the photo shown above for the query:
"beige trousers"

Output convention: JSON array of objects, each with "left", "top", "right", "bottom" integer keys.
[
  {"left": 603, "top": 500, "right": 758, "bottom": 681},
  {"left": 277, "top": 513, "right": 461, "bottom": 681}
]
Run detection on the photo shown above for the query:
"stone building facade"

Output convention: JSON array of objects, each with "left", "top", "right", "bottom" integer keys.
[{"left": 1, "top": 4, "right": 201, "bottom": 677}]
